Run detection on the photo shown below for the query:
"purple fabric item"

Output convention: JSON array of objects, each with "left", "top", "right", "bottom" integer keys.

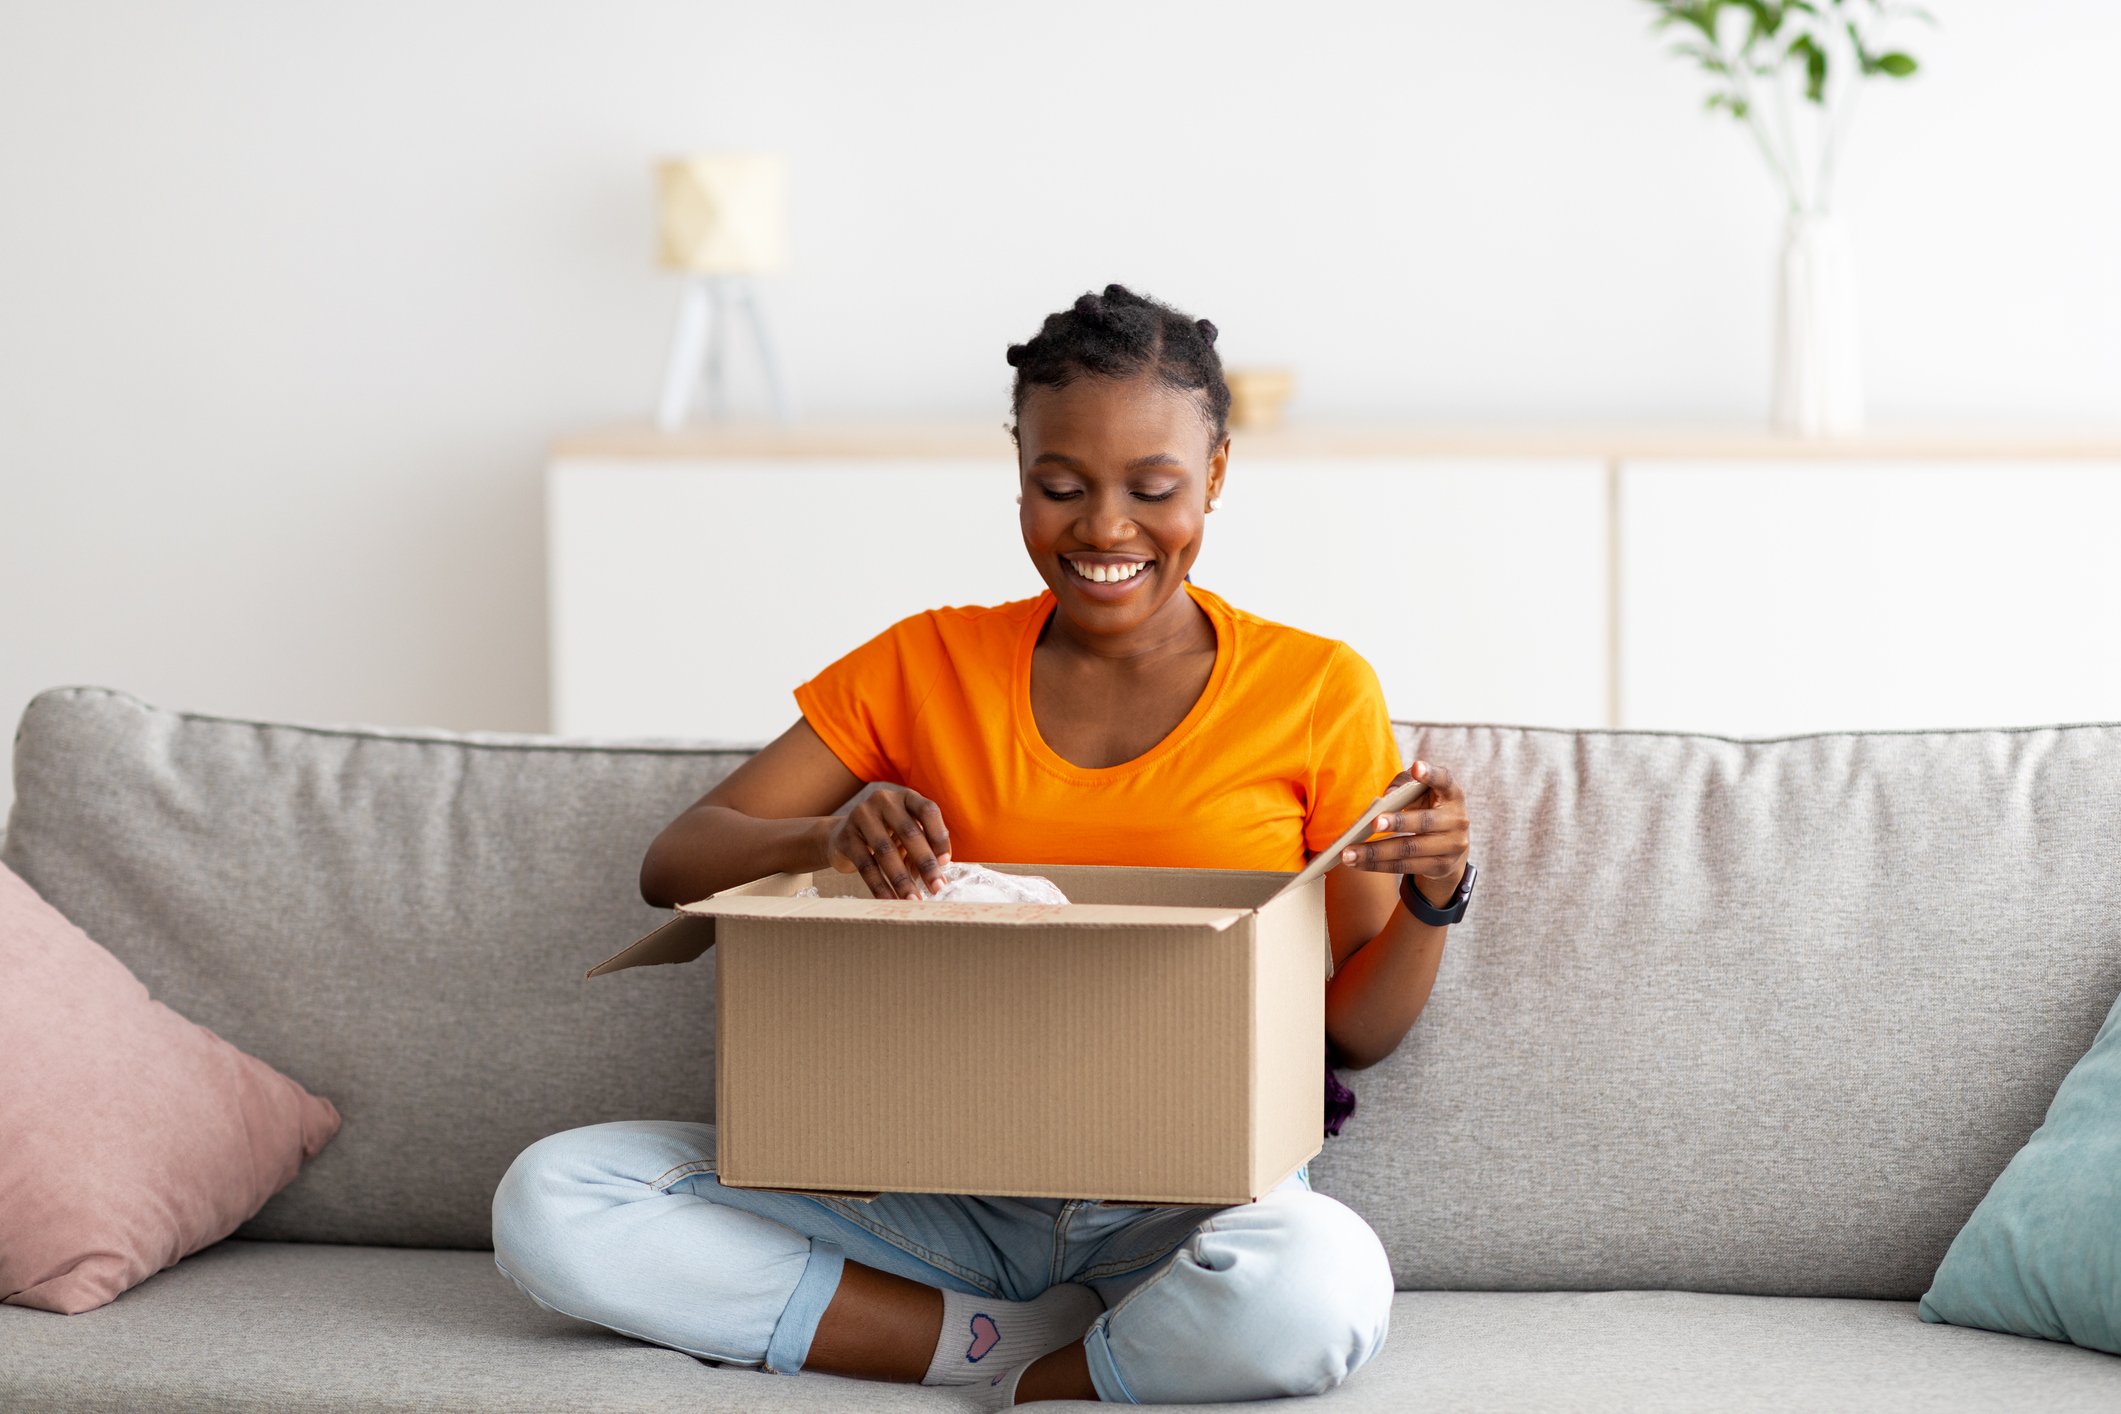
[{"left": 1324, "top": 1058, "right": 1356, "bottom": 1138}]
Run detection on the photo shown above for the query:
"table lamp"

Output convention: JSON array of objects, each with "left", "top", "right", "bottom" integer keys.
[{"left": 653, "top": 152, "right": 790, "bottom": 428}]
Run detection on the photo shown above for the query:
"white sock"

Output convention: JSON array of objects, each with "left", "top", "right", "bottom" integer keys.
[
  {"left": 970, "top": 1360, "right": 1030, "bottom": 1411},
  {"left": 920, "top": 1281, "right": 1100, "bottom": 1386}
]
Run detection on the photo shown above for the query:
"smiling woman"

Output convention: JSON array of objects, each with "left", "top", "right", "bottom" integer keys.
[{"left": 500, "top": 284, "right": 1473, "bottom": 1410}]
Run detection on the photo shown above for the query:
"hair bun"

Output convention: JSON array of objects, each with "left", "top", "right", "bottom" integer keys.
[
  {"left": 1073, "top": 292, "right": 1104, "bottom": 320},
  {"left": 1005, "top": 343, "right": 1028, "bottom": 367},
  {"left": 1195, "top": 317, "right": 1218, "bottom": 345},
  {"left": 1102, "top": 282, "right": 1133, "bottom": 302}
]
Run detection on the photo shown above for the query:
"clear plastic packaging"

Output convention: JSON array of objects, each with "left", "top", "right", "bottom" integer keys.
[{"left": 794, "top": 861, "right": 1069, "bottom": 905}]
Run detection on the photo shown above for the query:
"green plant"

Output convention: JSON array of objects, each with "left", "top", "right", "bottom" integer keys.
[{"left": 1644, "top": 0, "right": 1931, "bottom": 212}]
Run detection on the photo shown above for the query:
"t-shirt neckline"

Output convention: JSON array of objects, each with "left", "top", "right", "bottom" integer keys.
[{"left": 1012, "top": 579, "right": 1232, "bottom": 784}]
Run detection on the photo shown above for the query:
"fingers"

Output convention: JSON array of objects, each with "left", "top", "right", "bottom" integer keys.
[
  {"left": 843, "top": 792, "right": 952, "bottom": 899},
  {"left": 1373, "top": 807, "right": 1448, "bottom": 836},
  {"left": 852, "top": 853, "right": 895, "bottom": 899},
  {"left": 841, "top": 812, "right": 895, "bottom": 898},
  {"left": 1341, "top": 831, "right": 1469, "bottom": 873},
  {"left": 880, "top": 796, "right": 948, "bottom": 896},
  {"left": 1370, "top": 757, "right": 1467, "bottom": 845},
  {"left": 854, "top": 811, "right": 924, "bottom": 899},
  {"left": 913, "top": 797, "right": 952, "bottom": 870},
  {"left": 1387, "top": 759, "right": 1456, "bottom": 794},
  {"left": 828, "top": 808, "right": 895, "bottom": 898}
]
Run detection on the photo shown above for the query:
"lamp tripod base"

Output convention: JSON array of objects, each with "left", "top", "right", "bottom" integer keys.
[{"left": 654, "top": 275, "right": 789, "bottom": 429}]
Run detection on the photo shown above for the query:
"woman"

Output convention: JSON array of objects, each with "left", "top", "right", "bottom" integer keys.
[{"left": 492, "top": 284, "right": 1475, "bottom": 1407}]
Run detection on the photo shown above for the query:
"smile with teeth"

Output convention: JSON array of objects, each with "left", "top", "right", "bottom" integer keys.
[{"left": 1066, "top": 557, "right": 1151, "bottom": 584}]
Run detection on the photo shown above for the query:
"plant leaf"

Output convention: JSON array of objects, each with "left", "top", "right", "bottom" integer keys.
[
  {"left": 1668, "top": 2, "right": 1722, "bottom": 42},
  {"left": 1788, "top": 32, "right": 1829, "bottom": 102},
  {"left": 1845, "top": 18, "right": 1875, "bottom": 68},
  {"left": 1732, "top": 0, "right": 1778, "bottom": 46},
  {"left": 1877, "top": 51, "right": 1918, "bottom": 76}
]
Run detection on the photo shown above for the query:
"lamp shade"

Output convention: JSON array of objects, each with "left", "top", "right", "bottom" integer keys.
[{"left": 655, "top": 153, "right": 788, "bottom": 275}]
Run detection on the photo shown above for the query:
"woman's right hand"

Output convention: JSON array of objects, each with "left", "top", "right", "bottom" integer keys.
[{"left": 823, "top": 787, "right": 953, "bottom": 899}]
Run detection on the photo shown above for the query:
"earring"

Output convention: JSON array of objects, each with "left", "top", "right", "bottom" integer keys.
[
  {"left": 1014, "top": 494, "right": 1022, "bottom": 504},
  {"left": 1208, "top": 496, "right": 1222, "bottom": 510}
]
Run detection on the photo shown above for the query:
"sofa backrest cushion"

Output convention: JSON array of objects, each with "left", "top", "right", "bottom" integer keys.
[
  {"left": 10, "top": 688, "right": 2120, "bottom": 1296},
  {"left": 1, "top": 687, "right": 760, "bottom": 1250},
  {"left": 1318, "top": 718, "right": 2121, "bottom": 1300}
]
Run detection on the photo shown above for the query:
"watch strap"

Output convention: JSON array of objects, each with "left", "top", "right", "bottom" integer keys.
[{"left": 1401, "top": 860, "right": 1476, "bottom": 926}]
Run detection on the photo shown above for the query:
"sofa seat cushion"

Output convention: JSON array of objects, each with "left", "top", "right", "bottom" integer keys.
[{"left": 2, "top": 1242, "right": 2116, "bottom": 1412}]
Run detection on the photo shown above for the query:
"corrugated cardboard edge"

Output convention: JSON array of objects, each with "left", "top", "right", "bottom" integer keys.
[
  {"left": 1251, "top": 881, "right": 1329, "bottom": 1187},
  {"left": 686, "top": 895, "right": 1249, "bottom": 930},
  {"left": 586, "top": 809, "right": 1384, "bottom": 980},
  {"left": 586, "top": 889, "right": 1245, "bottom": 979},
  {"left": 586, "top": 870, "right": 816, "bottom": 978},
  {"left": 721, "top": 1181, "right": 886, "bottom": 1203},
  {"left": 716, "top": 1175, "right": 1296, "bottom": 1208},
  {"left": 1269, "top": 776, "right": 1433, "bottom": 905},
  {"left": 591, "top": 777, "right": 1423, "bottom": 980}
]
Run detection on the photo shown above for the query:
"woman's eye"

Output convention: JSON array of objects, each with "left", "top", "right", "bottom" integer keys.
[{"left": 1035, "top": 488, "right": 1176, "bottom": 502}]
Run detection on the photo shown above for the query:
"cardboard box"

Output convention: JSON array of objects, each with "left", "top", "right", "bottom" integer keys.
[{"left": 587, "top": 779, "right": 1426, "bottom": 1207}]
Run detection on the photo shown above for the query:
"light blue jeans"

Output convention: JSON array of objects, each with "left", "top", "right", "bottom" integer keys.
[{"left": 491, "top": 1119, "right": 1393, "bottom": 1404}]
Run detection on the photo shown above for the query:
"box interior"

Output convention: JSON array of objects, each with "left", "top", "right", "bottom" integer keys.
[{"left": 793, "top": 860, "right": 1296, "bottom": 910}]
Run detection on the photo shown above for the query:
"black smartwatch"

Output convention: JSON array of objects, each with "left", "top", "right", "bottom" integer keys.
[{"left": 1400, "top": 860, "right": 1477, "bottom": 926}]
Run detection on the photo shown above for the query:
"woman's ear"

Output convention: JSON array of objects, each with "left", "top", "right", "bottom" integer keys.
[{"left": 1206, "top": 436, "right": 1231, "bottom": 508}]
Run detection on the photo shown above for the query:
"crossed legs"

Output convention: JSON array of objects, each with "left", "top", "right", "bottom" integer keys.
[{"left": 491, "top": 1119, "right": 1392, "bottom": 1404}]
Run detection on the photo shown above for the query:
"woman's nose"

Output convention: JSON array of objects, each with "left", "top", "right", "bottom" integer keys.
[{"left": 1076, "top": 491, "right": 1140, "bottom": 544}]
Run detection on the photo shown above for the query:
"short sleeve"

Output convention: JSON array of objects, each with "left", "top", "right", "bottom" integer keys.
[
  {"left": 791, "top": 613, "right": 942, "bottom": 785},
  {"left": 1303, "top": 642, "right": 1406, "bottom": 859}
]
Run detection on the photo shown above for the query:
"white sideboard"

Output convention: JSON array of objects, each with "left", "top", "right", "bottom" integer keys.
[{"left": 546, "top": 423, "right": 2121, "bottom": 743}]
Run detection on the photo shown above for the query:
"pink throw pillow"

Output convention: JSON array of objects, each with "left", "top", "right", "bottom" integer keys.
[{"left": 0, "top": 861, "right": 341, "bottom": 1314}]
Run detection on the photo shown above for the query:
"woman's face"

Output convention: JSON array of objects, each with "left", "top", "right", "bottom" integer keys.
[{"left": 1015, "top": 372, "right": 1228, "bottom": 639}]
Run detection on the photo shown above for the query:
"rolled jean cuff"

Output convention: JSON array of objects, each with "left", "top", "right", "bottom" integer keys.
[
  {"left": 1082, "top": 1314, "right": 1142, "bottom": 1405},
  {"left": 763, "top": 1237, "right": 847, "bottom": 1375}
]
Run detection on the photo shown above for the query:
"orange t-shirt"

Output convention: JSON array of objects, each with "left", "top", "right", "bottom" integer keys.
[{"left": 791, "top": 581, "right": 1404, "bottom": 872}]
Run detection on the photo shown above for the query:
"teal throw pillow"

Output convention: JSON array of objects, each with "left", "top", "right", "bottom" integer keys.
[{"left": 1919, "top": 983, "right": 2121, "bottom": 1354}]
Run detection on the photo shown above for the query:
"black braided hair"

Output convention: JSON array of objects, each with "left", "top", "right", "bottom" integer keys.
[{"left": 1005, "top": 283, "right": 1232, "bottom": 450}]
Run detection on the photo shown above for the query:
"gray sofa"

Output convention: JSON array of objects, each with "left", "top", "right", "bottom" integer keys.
[{"left": 4, "top": 684, "right": 2120, "bottom": 1411}]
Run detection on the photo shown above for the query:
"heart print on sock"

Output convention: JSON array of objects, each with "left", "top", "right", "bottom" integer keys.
[{"left": 966, "top": 1312, "right": 1001, "bottom": 1361}]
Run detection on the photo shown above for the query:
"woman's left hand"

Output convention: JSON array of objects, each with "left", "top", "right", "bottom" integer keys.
[{"left": 1340, "top": 759, "right": 1471, "bottom": 907}]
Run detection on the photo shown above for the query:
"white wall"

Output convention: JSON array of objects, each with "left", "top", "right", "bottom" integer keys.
[{"left": 2, "top": 0, "right": 2117, "bottom": 816}]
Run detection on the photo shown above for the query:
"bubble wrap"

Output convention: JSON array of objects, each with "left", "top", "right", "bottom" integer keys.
[{"left": 794, "top": 862, "right": 1069, "bottom": 905}]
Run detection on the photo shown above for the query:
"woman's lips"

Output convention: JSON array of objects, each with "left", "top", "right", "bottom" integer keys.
[{"left": 1062, "top": 556, "right": 1153, "bottom": 599}]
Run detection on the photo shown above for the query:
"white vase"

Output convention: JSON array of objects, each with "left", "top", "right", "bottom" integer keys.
[{"left": 1771, "top": 210, "right": 1864, "bottom": 437}]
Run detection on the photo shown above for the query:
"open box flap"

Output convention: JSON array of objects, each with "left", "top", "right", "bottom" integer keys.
[
  {"left": 587, "top": 886, "right": 1251, "bottom": 979},
  {"left": 1266, "top": 776, "right": 1433, "bottom": 907},
  {"left": 584, "top": 911, "right": 718, "bottom": 978}
]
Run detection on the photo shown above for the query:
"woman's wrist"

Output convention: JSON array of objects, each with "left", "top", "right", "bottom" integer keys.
[
  {"left": 800, "top": 816, "right": 840, "bottom": 874},
  {"left": 1399, "top": 863, "right": 1466, "bottom": 916}
]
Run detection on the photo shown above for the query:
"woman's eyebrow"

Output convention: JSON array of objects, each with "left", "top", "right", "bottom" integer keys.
[{"left": 1031, "top": 451, "right": 1185, "bottom": 471}]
